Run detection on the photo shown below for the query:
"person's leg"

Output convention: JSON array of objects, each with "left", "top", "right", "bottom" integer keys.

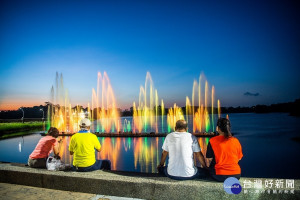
[
  {"left": 100, "top": 159, "right": 111, "bottom": 170},
  {"left": 76, "top": 160, "right": 101, "bottom": 172},
  {"left": 164, "top": 167, "right": 199, "bottom": 180},
  {"left": 76, "top": 160, "right": 112, "bottom": 172},
  {"left": 211, "top": 174, "right": 226, "bottom": 182},
  {"left": 157, "top": 166, "right": 166, "bottom": 176},
  {"left": 28, "top": 158, "right": 47, "bottom": 168},
  {"left": 71, "top": 166, "right": 77, "bottom": 171},
  {"left": 197, "top": 167, "right": 210, "bottom": 178},
  {"left": 211, "top": 174, "right": 241, "bottom": 182},
  {"left": 28, "top": 158, "right": 34, "bottom": 167},
  {"left": 235, "top": 174, "right": 241, "bottom": 180},
  {"left": 207, "top": 166, "right": 224, "bottom": 181}
]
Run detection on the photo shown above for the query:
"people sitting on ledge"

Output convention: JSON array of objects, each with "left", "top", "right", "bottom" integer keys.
[
  {"left": 157, "top": 119, "right": 208, "bottom": 180},
  {"left": 206, "top": 118, "right": 243, "bottom": 182},
  {"left": 69, "top": 118, "right": 111, "bottom": 172},
  {"left": 28, "top": 127, "right": 62, "bottom": 168}
]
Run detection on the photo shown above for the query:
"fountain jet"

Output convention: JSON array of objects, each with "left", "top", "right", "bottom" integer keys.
[{"left": 91, "top": 72, "right": 120, "bottom": 133}]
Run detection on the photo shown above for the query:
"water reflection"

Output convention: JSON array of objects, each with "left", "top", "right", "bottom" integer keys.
[
  {"left": 1, "top": 113, "right": 299, "bottom": 178},
  {"left": 58, "top": 136, "right": 209, "bottom": 173},
  {"left": 18, "top": 137, "right": 24, "bottom": 152},
  {"left": 18, "top": 142, "right": 22, "bottom": 152}
]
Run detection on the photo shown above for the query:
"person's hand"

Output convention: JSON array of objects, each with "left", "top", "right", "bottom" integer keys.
[{"left": 157, "top": 163, "right": 164, "bottom": 169}]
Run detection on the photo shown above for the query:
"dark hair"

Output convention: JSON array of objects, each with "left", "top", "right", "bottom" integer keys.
[
  {"left": 217, "top": 118, "right": 232, "bottom": 138},
  {"left": 175, "top": 120, "right": 187, "bottom": 131},
  {"left": 48, "top": 127, "right": 59, "bottom": 138}
]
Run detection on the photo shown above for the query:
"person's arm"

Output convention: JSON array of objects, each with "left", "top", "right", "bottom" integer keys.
[
  {"left": 53, "top": 145, "right": 59, "bottom": 156},
  {"left": 157, "top": 150, "right": 168, "bottom": 168},
  {"left": 191, "top": 135, "right": 207, "bottom": 168},
  {"left": 94, "top": 135, "right": 101, "bottom": 152},
  {"left": 206, "top": 158, "right": 213, "bottom": 167},
  {"left": 194, "top": 151, "right": 207, "bottom": 168},
  {"left": 69, "top": 136, "right": 74, "bottom": 155},
  {"left": 95, "top": 146, "right": 101, "bottom": 152},
  {"left": 205, "top": 142, "right": 215, "bottom": 167},
  {"left": 158, "top": 135, "right": 169, "bottom": 168},
  {"left": 53, "top": 138, "right": 62, "bottom": 156}
]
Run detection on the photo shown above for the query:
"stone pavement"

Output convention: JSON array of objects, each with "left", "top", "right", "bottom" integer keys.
[{"left": 0, "top": 183, "right": 144, "bottom": 200}]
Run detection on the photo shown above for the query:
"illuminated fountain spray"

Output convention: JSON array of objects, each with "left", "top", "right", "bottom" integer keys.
[
  {"left": 91, "top": 72, "right": 120, "bottom": 133},
  {"left": 161, "top": 99, "right": 165, "bottom": 133},
  {"left": 185, "top": 73, "right": 222, "bottom": 133},
  {"left": 132, "top": 72, "right": 163, "bottom": 133},
  {"left": 123, "top": 119, "right": 131, "bottom": 132},
  {"left": 167, "top": 103, "right": 185, "bottom": 132},
  {"left": 47, "top": 72, "right": 85, "bottom": 133},
  {"left": 48, "top": 71, "right": 222, "bottom": 135},
  {"left": 218, "top": 99, "right": 221, "bottom": 119}
]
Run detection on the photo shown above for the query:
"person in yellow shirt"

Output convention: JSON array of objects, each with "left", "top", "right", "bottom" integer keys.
[{"left": 69, "top": 118, "right": 111, "bottom": 172}]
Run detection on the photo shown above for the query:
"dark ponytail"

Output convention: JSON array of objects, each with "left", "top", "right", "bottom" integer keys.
[{"left": 217, "top": 118, "right": 232, "bottom": 138}]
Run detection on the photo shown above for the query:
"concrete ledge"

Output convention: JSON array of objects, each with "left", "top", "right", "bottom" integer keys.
[{"left": 0, "top": 163, "right": 299, "bottom": 200}]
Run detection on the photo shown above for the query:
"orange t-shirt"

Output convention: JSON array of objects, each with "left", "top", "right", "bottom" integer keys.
[{"left": 208, "top": 135, "right": 243, "bottom": 175}]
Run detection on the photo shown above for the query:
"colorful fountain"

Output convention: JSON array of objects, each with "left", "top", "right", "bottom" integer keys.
[
  {"left": 45, "top": 71, "right": 223, "bottom": 171},
  {"left": 185, "top": 73, "right": 221, "bottom": 133},
  {"left": 132, "top": 72, "right": 163, "bottom": 133},
  {"left": 47, "top": 71, "right": 222, "bottom": 135},
  {"left": 91, "top": 71, "right": 120, "bottom": 133},
  {"left": 166, "top": 73, "right": 221, "bottom": 133},
  {"left": 167, "top": 103, "right": 185, "bottom": 132},
  {"left": 47, "top": 72, "right": 85, "bottom": 133}
]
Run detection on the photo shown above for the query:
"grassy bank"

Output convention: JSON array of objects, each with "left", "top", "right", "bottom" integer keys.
[
  {"left": 0, "top": 122, "right": 44, "bottom": 138},
  {"left": 0, "top": 131, "right": 41, "bottom": 139}
]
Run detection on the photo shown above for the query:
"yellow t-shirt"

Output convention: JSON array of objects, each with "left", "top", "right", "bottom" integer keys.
[{"left": 69, "top": 131, "right": 101, "bottom": 167}]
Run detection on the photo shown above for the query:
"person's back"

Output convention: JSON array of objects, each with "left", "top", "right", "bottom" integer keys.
[
  {"left": 29, "top": 135, "right": 57, "bottom": 159},
  {"left": 69, "top": 118, "right": 111, "bottom": 172},
  {"left": 157, "top": 120, "right": 207, "bottom": 180},
  {"left": 28, "top": 127, "right": 61, "bottom": 168},
  {"left": 209, "top": 135, "right": 242, "bottom": 175},
  {"left": 163, "top": 131, "right": 199, "bottom": 177},
  {"left": 69, "top": 131, "right": 100, "bottom": 167},
  {"left": 206, "top": 118, "right": 243, "bottom": 182}
]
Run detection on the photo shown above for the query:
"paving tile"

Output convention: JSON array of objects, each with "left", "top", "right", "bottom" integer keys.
[{"left": 0, "top": 183, "right": 96, "bottom": 200}]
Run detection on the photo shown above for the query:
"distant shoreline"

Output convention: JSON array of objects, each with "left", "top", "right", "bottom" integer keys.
[{"left": 0, "top": 99, "right": 299, "bottom": 118}]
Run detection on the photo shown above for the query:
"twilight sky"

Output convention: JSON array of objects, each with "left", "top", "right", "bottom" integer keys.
[{"left": 0, "top": 0, "right": 299, "bottom": 110}]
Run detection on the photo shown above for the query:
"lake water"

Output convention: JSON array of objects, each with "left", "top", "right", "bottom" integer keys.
[{"left": 0, "top": 113, "right": 299, "bottom": 178}]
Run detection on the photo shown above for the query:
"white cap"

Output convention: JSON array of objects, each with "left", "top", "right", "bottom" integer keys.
[{"left": 79, "top": 118, "right": 91, "bottom": 127}]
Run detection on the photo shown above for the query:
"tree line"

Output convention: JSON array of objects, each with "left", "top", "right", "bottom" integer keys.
[{"left": 0, "top": 99, "right": 299, "bottom": 119}]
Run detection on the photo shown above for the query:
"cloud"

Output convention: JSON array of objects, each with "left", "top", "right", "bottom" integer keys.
[{"left": 244, "top": 92, "right": 260, "bottom": 97}]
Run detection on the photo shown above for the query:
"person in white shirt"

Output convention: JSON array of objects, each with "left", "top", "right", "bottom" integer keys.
[{"left": 157, "top": 120, "right": 207, "bottom": 180}]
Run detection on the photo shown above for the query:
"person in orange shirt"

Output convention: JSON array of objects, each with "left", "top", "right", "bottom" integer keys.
[{"left": 206, "top": 118, "right": 243, "bottom": 182}]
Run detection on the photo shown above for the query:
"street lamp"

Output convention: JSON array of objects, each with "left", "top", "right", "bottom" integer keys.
[
  {"left": 19, "top": 107, "right": 24, "bottom": 123},
  {"left": 40, "top": 108, "right": 45, "bottom": 121}
]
